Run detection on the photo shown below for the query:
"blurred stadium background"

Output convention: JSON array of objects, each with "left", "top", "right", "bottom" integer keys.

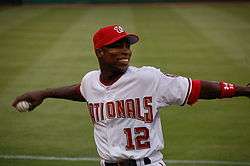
[{"left": 0, "top": 0, "right": 250, "bottom": 166}]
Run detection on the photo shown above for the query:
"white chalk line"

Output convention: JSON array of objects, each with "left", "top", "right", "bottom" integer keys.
[{"left": 1, "top": 155, "right": 250, "bottom": 165}]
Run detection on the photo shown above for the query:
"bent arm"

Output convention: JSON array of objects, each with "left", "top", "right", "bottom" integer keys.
[{"left": 12, "top": 84, "right": 86, "bottom": 111}]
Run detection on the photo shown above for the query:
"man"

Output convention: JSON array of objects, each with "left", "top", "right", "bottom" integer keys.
[{"left": 12, "top": 25, "right": 250, "bottom": 166}]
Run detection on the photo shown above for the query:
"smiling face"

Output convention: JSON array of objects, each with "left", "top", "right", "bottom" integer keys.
[{"left": 96, "top": 38, "right": 132, "bottom": 73}]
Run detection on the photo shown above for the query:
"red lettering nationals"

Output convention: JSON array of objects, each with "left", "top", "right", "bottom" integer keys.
[{"left": 88, "top": 96, "right": 153, "bottom": 123}]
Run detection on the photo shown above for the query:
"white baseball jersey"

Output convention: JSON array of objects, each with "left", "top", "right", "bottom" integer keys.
[{"left": 80, "top": 66, "right": 191, "bottom": 162}]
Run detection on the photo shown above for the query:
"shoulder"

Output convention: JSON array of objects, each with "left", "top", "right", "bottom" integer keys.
[
  {"left": 79, "top": 70, "right": 100, "bottom": 99},
  {"left": 129, "top": 66, "right": 161, "bottom": 75},
  {"left": 81, "top": 70, "right": 100, "bottom": 83},
  {"left": 128, "top": 66, "right": 162, "bottom": 82},
  {"left": 84, "top": 70, "right": 99, "bottom": 77}
]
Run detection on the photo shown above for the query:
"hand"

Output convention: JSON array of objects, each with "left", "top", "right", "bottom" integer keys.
[{"left": 12, "top": 90, "right": 45, "bottom": 112}]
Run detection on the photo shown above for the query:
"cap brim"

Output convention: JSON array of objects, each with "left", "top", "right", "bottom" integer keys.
[
  {"left": 104, "top": 34, "right": 139, "bottom": 47},
  {"left": 127, "top": 34, "right": 139, "bottom": 45}
]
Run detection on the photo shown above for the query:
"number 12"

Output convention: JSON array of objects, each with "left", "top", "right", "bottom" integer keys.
[{"left": 123, "top": 127, "right": 150, "bottom": 150}]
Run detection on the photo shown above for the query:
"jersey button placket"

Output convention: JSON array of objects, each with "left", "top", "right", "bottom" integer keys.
[
  {"left": 105, "top": 87, "right": 117, "bottom": 150},
  {"left": 105, "top": 87, "right": 114, "bottom": 100}
]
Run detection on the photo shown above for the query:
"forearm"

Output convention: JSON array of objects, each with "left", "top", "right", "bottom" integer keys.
[
  {"left": 12, "top": 84, "right": 85, "bottom": 111},
  {"left": 235, "top": 85, "right": 250, "bottom": 97},
  {"left": 199, "top": 80, "right": 250, "bottom": 99}
]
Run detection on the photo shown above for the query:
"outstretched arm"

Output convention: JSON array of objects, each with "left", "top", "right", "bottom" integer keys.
[
  {"left": 199, "top": 81, "right": 250, "bottom": 99},
  {"left": 188, "top": 80, "right": 250, "bottom": 105},
  {"left": 12, "top": 84, "right": 86, "bottom": 111}
]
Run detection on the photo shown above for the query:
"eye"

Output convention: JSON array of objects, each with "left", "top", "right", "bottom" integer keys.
[
  {"left": 105, "top": 38, "right": 131, "bottom": 49},
  {"left": 106, "top": 42, "right": 122, "bottom": 48},
  {"left": 125, "top": 43, "right": 131, "bottom": 49}
]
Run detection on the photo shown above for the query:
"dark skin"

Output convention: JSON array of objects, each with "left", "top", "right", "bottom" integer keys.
[
  {"left": 96, "top": 38, "right": 132, "bottom": 86},
  {"left": 12, "top": 38, "right": 250, "bottom": 111}
]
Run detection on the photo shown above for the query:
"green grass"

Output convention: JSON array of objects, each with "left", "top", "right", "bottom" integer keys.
[
  {"left": 0, "top": 2, "right": 250, "bottom": 166},
  {"left": 0, "top": 159, "right": 99, "bottom": 166}
]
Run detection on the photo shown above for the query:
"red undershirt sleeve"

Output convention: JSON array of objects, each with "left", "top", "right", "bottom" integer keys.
[{"left": 187, "top": 80, "right": 201, "bottom": 105}]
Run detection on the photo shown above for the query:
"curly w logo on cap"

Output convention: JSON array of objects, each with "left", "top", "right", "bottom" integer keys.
[
  {"left": 93, "top": 25, "right": 139, "bottom": 49},
  {"left": 114, "top": 25, "right": 124, "bottom": 33}
]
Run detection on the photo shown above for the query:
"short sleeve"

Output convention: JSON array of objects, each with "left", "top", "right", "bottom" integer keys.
[
  {"left": 79, "top": 70, "right": 100, "bottom": 101},
  {"left": 155, "top": 71, "right": 191, "bottom": 108},
  {"left": 79, "top": 76, "right": 86, "bottom": 99}
]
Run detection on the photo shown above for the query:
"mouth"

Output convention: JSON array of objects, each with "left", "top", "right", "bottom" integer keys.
[{"left": 117, "top": 58, "right": 129, "bottom": 65}]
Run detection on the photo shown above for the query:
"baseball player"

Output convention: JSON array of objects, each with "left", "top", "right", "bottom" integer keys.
[{"left": 12, "top": 25, "right": 250, "bottom": 166}]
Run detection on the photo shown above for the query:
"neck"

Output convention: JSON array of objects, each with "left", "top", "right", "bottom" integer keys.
[{"left": 99, "top": 67, "right": 127, "bottom": 86}]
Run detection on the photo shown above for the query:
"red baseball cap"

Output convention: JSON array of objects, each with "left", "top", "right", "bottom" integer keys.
[{"left": 93, "top": 25, "right": 139, "bottom": 49}]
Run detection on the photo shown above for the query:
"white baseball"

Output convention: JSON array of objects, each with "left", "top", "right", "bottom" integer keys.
[{"left": 16, "top": 101, "right": 31, "bottom": 112}]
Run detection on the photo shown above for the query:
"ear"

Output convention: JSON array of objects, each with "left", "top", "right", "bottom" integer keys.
[
  {"left": 100, "top": 50, "right": 104, "bottom": 55},
  {"left": 95, "top": 49, "right": 104, "bottom": 58}
]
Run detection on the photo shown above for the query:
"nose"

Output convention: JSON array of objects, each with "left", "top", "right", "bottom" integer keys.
[
  {"left": 121, "top": 44, "right": 131, "bottom": 55},
  {"left": 121, "top": 48, "right": 131, "bottom": 55}
]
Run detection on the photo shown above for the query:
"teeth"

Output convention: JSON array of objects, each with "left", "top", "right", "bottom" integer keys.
[{"left": 119, "top": 59, "right": 128, "bottom": 62}]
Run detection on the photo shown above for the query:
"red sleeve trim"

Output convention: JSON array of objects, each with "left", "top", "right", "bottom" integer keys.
[
  {"left": 181, "top": 78, "right": 191, "bottom": 106},
  {"left": 187, "top": 80, "right": 201, "bottom": 105}
]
